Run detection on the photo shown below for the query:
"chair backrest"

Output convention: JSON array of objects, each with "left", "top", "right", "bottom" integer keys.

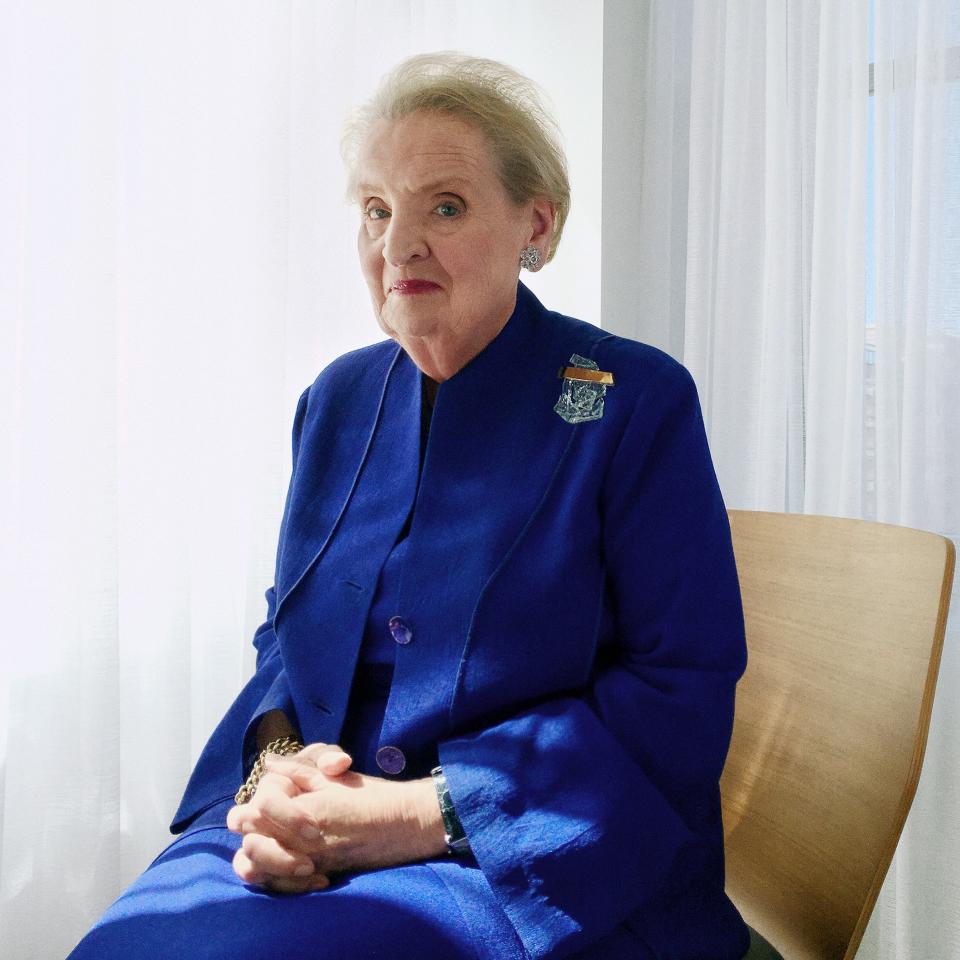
[{"left": 721, "top": 510, "right": 955, "bottom": 960}]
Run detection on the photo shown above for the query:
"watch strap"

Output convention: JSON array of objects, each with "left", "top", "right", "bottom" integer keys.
[{"left": 431, "top": 764, "right": 471, "bottom": 855}]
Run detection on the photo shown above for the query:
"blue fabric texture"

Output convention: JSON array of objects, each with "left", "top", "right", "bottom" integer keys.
[
  {"left": 338, "top": 527, "right": 405, "bottom": 775},
  {"left": 67, "top": 799, "right": 527, "bottom": 960},
  {"left": 67, "top": 281, "right": 751, "bottom": 960}
]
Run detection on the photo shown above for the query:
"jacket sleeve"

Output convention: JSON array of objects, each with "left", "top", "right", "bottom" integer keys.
[
  {"left": 436, "top": 361, "right": 747, "bottom": 960},
  {"left": 169, "top": 385, "right": 312, "bottom": 833}
]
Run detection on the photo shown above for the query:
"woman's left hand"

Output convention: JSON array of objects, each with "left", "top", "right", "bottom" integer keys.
[{"left": 226, "top": 744, "right": 446, "bottom": 891}]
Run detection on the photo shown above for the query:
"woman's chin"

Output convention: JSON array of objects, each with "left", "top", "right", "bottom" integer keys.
[{"left": 379, "top": 309, "right": 443, "bottom": 343}]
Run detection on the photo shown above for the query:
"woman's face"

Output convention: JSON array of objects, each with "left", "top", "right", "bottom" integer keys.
[{"left": 353, "top": 110, "right": 552, "bottom": 372}]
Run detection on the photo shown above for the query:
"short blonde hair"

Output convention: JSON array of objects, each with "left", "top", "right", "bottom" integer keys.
[{"left": 341, "top": 51, "right": 570, "bottom": 264}]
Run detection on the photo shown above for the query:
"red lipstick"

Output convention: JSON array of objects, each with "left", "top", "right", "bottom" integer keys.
[{"left": 390, "top": 280, "right": 441, "bottom": 294}]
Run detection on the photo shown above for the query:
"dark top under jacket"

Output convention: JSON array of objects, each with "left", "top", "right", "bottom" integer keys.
[{"left": 163, "top": 280, "right": 752, "bottom": 960}]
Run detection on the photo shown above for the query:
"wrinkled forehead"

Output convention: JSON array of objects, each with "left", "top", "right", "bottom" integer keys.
[{"left": 352, "top": 112, "right": 499, "bottom": 197}]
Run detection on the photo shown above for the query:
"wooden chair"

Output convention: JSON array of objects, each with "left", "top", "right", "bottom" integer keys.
[{"left": 721, "top": 510, "right": 955, "bottom": 960}]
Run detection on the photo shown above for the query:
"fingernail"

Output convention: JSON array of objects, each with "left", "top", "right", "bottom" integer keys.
[
  {"left": 294, "top": 863, "right": 314, "bottom": 877},
  {"left": 300, "top": 825, "right": 322, "bottom": 840}
]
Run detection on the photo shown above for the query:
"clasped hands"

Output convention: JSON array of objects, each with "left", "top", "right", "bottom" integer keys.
[{"left": 226, "top": 743, "right": 447, "bottom": 894}]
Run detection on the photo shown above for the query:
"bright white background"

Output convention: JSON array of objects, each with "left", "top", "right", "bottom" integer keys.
[{"left": 0, "top": 1, "right": 956, "bottom": 958}]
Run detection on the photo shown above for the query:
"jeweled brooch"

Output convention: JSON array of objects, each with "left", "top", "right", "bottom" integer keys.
[{"left": 554, "top": 353, "right": 615, "bottom": 424}]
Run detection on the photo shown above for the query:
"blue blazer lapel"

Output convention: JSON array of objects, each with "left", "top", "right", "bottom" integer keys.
[
  {"left": 273, "top": 344, "right": 423, "bottom": 742},
  {"left": 274, "top": 342, "right": 412, "bottom": 619}
]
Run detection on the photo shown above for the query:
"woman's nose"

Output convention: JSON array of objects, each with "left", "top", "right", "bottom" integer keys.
[{"left": 382, "top": 214, "right": 429, "bottom": 266}]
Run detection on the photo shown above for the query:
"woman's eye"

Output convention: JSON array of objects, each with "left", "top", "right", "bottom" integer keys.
[{"left": 362, "top": 201, "right": 460, "bottom": 221}]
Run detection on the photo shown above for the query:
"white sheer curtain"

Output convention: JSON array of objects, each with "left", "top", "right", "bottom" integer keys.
[
  {"left": 611, "top": 0, "right": 959, "bottom": 957},
  {"left": 9, "top": 0, "right": 955, "bottom": 956},
  {"left": 0, "top": 2, "right": 602, "bottom": 957}
]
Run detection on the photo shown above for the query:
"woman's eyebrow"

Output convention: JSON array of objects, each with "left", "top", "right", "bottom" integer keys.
[{"left": 355, "top": 177, "right": 473, "bottom": 195}]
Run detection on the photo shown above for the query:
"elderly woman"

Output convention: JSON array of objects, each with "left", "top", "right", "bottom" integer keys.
[{"left": 68, "top": 53, "right": 762, "bottom": 960}]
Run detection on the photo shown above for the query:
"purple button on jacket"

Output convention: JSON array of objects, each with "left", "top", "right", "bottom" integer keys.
[{"left": 376, "top": 744, "right": 406, "bottom": 775}]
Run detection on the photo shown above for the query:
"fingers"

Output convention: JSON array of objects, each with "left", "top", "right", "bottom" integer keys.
[
  {"left": 228, "top": 767, "right": 299, "bottom": 822},
  {"left": 227, "top": 774, "right": 312, "bottom": 854},
  {"left": 260, "top": 744, "right": 354, "bottom": 799},
  {"left": 227, "top": 741, "right": 352, "bottom": 851},
  {"left": 261, "top": 757, "right": 332, "bottom": 795},
  {"left": 249, "top": 776, "right": 325, "bottom": 849},
  {"left": 264, "top": 873, "right": 331, "bottom": 895},
  {"left": 227, "top": 772, "right": 311, "bottom": 848},
  {"left": 242, "top": 831, "right": 315, "bottom": 878},
  {"left": 303, "top": 743, "right": 353, "bottom": 775},
  {"left": 232, "top": 846, "right": 331, "bottom": 894},
  {"left": 270, "top": 742, "right": 353, "bottom": 777}
]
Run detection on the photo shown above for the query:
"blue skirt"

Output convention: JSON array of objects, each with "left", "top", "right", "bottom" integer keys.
[
  {"left": 66, "top": 680, "right": 663, "bottom": 958},
  {"left": 65, "top": 795, "right": 534, "bottom": 960},
  {"left": 67, "top": 673, "right": 535, "bottom": 960}
]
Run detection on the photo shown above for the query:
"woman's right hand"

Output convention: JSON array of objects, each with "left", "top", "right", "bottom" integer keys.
[{"left": 227, "top": 743, "right": 353, "bottom": 894}]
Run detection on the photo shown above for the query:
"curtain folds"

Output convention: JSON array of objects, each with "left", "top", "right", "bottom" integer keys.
[{"left": 619, "top": 1, "right": 959, "bottom": 957}]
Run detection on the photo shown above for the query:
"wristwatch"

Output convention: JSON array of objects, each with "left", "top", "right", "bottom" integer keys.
[{"left": 430, "top": 764, "right": 471, "bottom": 855}]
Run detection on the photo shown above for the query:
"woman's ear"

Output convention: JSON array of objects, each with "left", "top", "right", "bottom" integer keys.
[{"left": 526, "top": 198, "right": 556, "bottom": 264}]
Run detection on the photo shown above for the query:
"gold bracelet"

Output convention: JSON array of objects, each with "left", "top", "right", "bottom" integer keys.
[{"left": 234, "top": 735, "right": 305, "bottom": 805}]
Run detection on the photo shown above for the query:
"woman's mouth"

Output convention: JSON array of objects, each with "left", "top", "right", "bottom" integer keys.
[{"left": 390, "top": 280, "right": 441, "bottom": 295}]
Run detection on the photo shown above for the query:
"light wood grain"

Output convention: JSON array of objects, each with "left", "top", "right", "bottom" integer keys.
[{"left": 721, "top": 510, "right": 955, "bottom": 960}]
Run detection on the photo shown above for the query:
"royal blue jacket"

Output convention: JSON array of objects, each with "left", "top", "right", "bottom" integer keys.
[{"left": 170, "top": 280, "right": 751, "bottom": 960}]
